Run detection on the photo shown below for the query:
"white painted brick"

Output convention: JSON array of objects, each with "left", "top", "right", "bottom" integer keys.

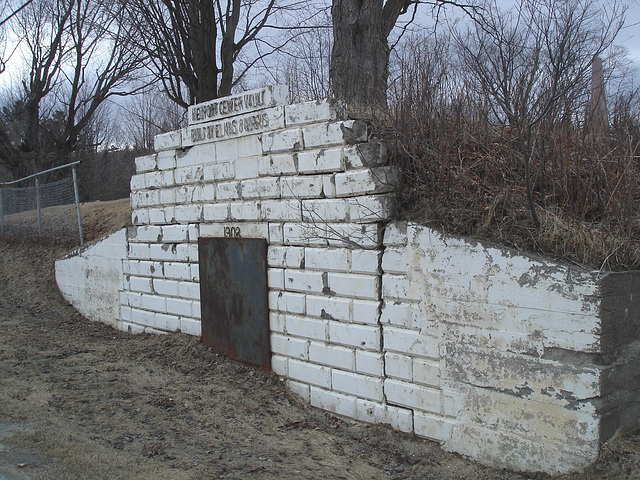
[
  {"left": 137, "top": 261, "right": 163, "bottom": 277},
  {"left": 323, "top": 174, "right": 336, "bottom": 197},
  {"left": 157, "top": 150, "right": 176, "bottom": 170},
  {"left": 285, "top": 100, "right": 345, "bottom": 126},
  {"left": 309, "top": 342, "right": 354, "bottom": 370},
  {"left": 351, "top": 250, "right": 380, "bottom": 274},
  {"left": 303, "top": 120, "right": 366, "bottom": 148},
  {"left": 175, "top": 185, "right": 195, "bottom": 204},
  {"left": 413, "top": 358, "right": 441, "bottom": 387},
  {"left": 385, "top": 352, "right": 412, "bottom": 381},
  {"left": 343, "top": 143, "right": 387, "bottom": 169},
  {"left": 285, "top": 269, "right": 325, "bottom": 294},
  {"left": 355, "top": 351, "right": 384, "bottom": 376},
  {"left": 128, "top": 243, "right": 150, "bottom": 260},
  {"left": 261, "top": 199, "right": 302, "bottom": 221},
  {"left": 269, "top": 291, "right": 305, "bottom": 314},
  {"left": 383, "top": 274, "right": 421, "bottom": 301},
  {"left": 161, "top": 225, "right": 189, "bottom": 243},
  {"left": 310, "top": 387, "right": 357, "bottom": 418},
  {"left": 180, "top": 317, "right": 201, "bottom": 336},
  {"left": 335, "top": 167, "right": 398, "bottom": 197},
  {"left": 178, "top": 281, "right": 200, "bottom": 300},
  {"left": 129, "top": 276, "right": 153, "bottom": 293},
  {"left": 154, "top": 313, "right": 180, "bottom": 331},
  {"left": 330, "top": 322, "right": 380, "bottom": 350},
  {"left": 297, "top": 148, "right": 343, "bottom": 174},
  {"left": 237, "top": 135, "right": 262, "bottom": 158},
  {"left": 139, "top": 293, "right": 167, "bottom": 313},
  {"left": 306, "top": 295, "right": 351, "bottom": 322},
  {"left": 135, "top": 154, "right": 157, "bottom": 173},
  {"left": 304, "top": 247, "right": 349, "bottom": 271},
  {"left": 148, "top": 207, "right": 166, "bottom": 224},
  {"left": 414, "top": 412, "right": 454, "bottom": 443},
  {"left": 384, "top": 326, "right": 439, "bottom": 358},
  {"left": 149, "top": 243, "right": 177, "bottom": 261},
  {"left": 288, "top": 380, "right": 310, "bottom": 402},
  {"left": 174, "top": 204, "right": 203, "bottom": 223},
  {"left": 285, "top": 314, "right": 327, "bottom": 341},
  {"left": 384, "top": 378, "right": 441, "bottom": 414},
  {"left": 159, "top": 188, "right": 176, "bottom": 205},
  {"left": 153, "top": 278, "right": 179, "bottom": 297},
  {"left": 258, "top": 154, "right": 297, "bottom": 176},
  {"left": 268, "top": 268, "right": 285, "bottom": 290},
  {"left": 135, "top": 225, "right": 162, "bottom": 242},
  {"left": 191, "top": 300, "right": 201, "bottom": 319},
  {"left": 269, "top": 312, "right": 286, "bottom": 333},
  {"left": 215, "top": 138, "right": 239, "bottom": 163},
  {"left": 217, "top": 181, "right": 241, "bottom": 200},
  {"left": 325, "top": 223, "right": 381, "bottom": 248},
  {"left": 267, "top": 246, "right": 305, "bottom": 268},
  {"left": 332, "top": 370, "right": 383, "bottom": 401},
  {"left": 328, "top": 272, "right": 379, "bottom": 300},
  {"left": 348, "top": 194, "right": 396, "bottom": 222},
  {"left": 176, "top": 147, "right": 197, "bottom": 167},
  {"left": 355, "top": 400, "right": 413, "bottom": 433},
  {"left": 381, "top": 301, "right": 412, "bottom": 327},
  {"left": 289, "top": 359, "right": 331, "bottom": 388},
  {"left": 189, "top": 263, "right": 199, "bottom": 281},
  {"left": 176, "top": 243, "right": 198, "bottom": 262},
  {"left": 203, "top": 161, "right": 235, "bottom": 182},
  {"left": 203, "top": 203, "right": 230, "bottom": 221},
  {"left": 283, "top": 222, "right": 327, "bottom": 246},
  {"left": 281, "top": 175, "right": 323, "bottom": 199},
  {"left": 130, "top": 174, "right": 146, "bottom": 191},
  {"left": 130, "top": 307, "right": 155, "bottom": 327},
  {"left": 230, "top": 201, "right": 260, "bottom": 221},
  {"left": 236, "top": 156, "right": 260, "bottom": 180},
  {"left": 175, "top": 165, "right": 204, "bottom": 185},
  {"left": 271, "top": 333, "right": 308, "bottom": 359},
  {"left": 192, "top": 184, "right": 215, "bottom": 202},
  {"left": 166, "top": 297, "right": 194, "bottom": 317},
  {"left": 271, "top": 355, "right": 288, "bottom": 376},
  {"left": 262, "top": 128, "right": 303, "bottom": 153},
  {"left": 164, "top": 262, "right": 190, "bottom": 280},
  {"left": 302, "top": 198, "right": 349, "bottom": 222},
  {"left": 131, "top": 208, "right": 149, "bottom": 226},
  {"left": 352, "top": 299, "right": 380, "bottom": 325},
  {"left": 121, "top": 305, "right": 133, "bottom": 322},
  {"left": 154, "top": 131, "right": 181, "bottom": 151},
  {"left": 382, "top": 247, "right": 410, "bottom": 274},
  {"left": 241, "top": 177, "right": 279, "bottom": 199},
  {"left": 269, "top": 223, "right": 284, "bottom": 244},
  {"left": 193, "top": 143, "right": 216, "bottom": 165}
]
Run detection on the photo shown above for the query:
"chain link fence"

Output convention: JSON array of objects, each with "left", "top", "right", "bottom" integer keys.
[{"left": 0, "top": 161, "right": 84, "bottom": 245}]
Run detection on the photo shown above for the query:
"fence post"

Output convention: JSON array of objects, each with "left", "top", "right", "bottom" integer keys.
[
  {"left": 72, "top": 165, "right": 84, "bottom": 246},
  {"left": 36, "top": 177, "right": 42, "bottom": 237}
]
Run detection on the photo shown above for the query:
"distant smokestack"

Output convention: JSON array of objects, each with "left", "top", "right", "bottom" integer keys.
[{"left": 589, "top": 56, "right": 608, "bottom": 137}]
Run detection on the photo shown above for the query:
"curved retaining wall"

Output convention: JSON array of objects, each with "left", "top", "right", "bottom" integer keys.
[{"left": 55, "top": 85, "right": 640, "bottom": 474}]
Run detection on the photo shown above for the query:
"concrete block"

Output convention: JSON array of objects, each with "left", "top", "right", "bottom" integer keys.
[
  {"left": 262, "top": 128, "right": 303, "bottom": 153},
  {"left": 289, "top": 359, "right": 331, "bottom": 388},
  {"left": 385, "top": 352, "right": 413, "bottom": 381},
  {"left": 384, "top": 325, "right": 439, "bottom": 359},
  {"left": 281, "top": 175, "right": 324, "bottom": 199},
  {"left": 355, "top": 400, "right": 413, "bottom": 433},
  {"left": 285, "top": 99, "right": 346, "bottom": 126},
  {"left": 258, "top": 154, "right": 297, "bottom": 176},
  {"left": 302, "top": 198, "right": 349, "bottom": 222},
  {"left": 304, "top": 247, "right": 349, "bottom": 272},
  {"left": 297, "top": 148, "right": 343, "bottom": 174},
  {"left": 271, "top": 333, "right": 308, "bottom": 360},
  {"left": 309, "top": 342, "right": 355, "bottom": 370},
  {"left": 327, "top": 272, "right": 379, "bottom": 300},
  {"left": 241, "top": 177, "right": 279, "bottom": 199},
  {"left": 154, "top": 131, "right": 182, "bottom": 151},
  {"left": 310, "top": 387, "right": 357, "bottom": 418},
  {"left": 352, "top": 299, "right": 380, "bottom": 325},
  {"left": 306, "top": 295, "right": 351, "bottom": 322},
  {"left": 355, "top": 351, "right": 384, "bottom": 377},
  {"left": 384, "top": 378, "right": 441, "bottom": 414},
  {"left": 285, "top": 314, "right": 328, "bottom": 341},
  {"left": 335, "top": 167, "right": 398, "bottom": 197},
  {"left": 236, "top": 155, "right": 260, "bottom": 180},
  {"left": 261, "top": 199, "right": 302, "bottom": 221},
  {"left": 329, "top": 322, "right": 380, "bottom": 350},
  {"left": 332, "top": 370, "right": 383, "bottom": 401},
  {"left": 135, "top": 154, "right": 157, "bottom": 173}
]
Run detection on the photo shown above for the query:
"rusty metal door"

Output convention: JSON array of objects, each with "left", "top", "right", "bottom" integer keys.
[{"left": 198, "top": 237, "right": 270, "bottom": 368}]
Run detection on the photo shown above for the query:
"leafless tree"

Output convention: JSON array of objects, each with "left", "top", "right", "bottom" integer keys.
[
  {"left": 454, "top": 0, "right": 626, "bottom": 227},
  {"left": 129, "top": 0, "right": 311, "bottom": 108}
]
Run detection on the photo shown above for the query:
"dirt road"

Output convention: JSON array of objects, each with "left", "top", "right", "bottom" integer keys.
[{"left": 0, "top": 202, "right": 638, "bottom": 479}]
